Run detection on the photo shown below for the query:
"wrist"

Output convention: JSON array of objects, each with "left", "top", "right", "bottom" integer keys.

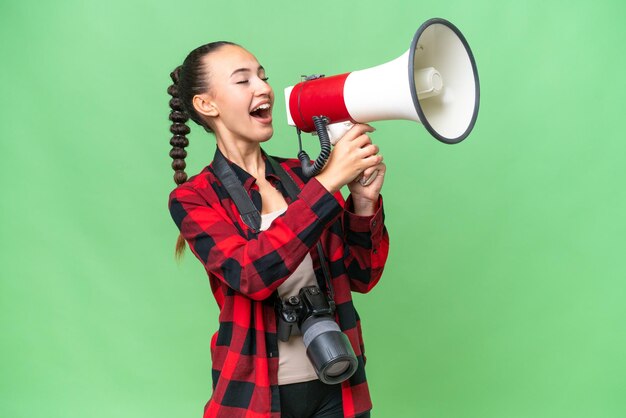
[
  {"left": 315, "top": 172, "right": 340, "bottom": 194},
  {"left": 350, "top": 195, "right": 378, "bottom": 216}
]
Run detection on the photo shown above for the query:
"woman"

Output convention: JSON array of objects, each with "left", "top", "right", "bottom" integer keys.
[{"left": 167, "top": 41, "right": 389, "bottom": 418}]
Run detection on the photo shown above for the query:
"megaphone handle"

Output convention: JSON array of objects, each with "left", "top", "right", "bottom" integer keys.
[
  {"left": 326, "top": 122, "right": 354, "bottom": 145},
  {"left": 297, "top": 116, "right": 332, "bottom": 178},
  {"left": 328, "top": 122, "right": 378, "bottom": 187}
]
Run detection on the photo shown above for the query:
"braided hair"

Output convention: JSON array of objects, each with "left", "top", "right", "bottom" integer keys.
[{"left": 168, "top": 41, "right": 237, "bottom": 258}]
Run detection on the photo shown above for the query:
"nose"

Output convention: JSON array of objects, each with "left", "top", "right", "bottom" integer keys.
[{"left": 255, "top": 77, "right": 272, "bottom": 96}]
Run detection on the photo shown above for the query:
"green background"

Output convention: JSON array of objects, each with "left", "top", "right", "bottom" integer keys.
[{"left": 1, "top": 0, "right": 624, "bottom": 417}]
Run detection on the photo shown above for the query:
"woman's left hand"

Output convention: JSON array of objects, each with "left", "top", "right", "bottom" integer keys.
[{"left": 347, "top": 161, "right": 386, "bottom": 216}]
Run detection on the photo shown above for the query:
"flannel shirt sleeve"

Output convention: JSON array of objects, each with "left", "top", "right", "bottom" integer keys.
[
  {"left": 169, "top": 177, "right": 343, "bottom": 301},
  {"left": 342, "top": 194, "right": 390, "bottom": 293}
]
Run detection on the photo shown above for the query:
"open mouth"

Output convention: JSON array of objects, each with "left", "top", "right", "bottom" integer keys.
[{"left": 250, "top": 103, "right": 272, "bottom": 122}]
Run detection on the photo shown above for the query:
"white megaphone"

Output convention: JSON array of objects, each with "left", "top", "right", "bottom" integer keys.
[{"left": 284, "top": 18, "right": 480, "bottom": 178}]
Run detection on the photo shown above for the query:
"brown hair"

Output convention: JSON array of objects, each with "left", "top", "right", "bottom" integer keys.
[{"left": 167, "top": 42, "right": 237, "bottom": 258}]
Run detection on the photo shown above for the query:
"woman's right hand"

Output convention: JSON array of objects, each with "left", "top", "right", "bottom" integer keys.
[{"left": 315, "top": 123, "right": 382, "bottom": 193}]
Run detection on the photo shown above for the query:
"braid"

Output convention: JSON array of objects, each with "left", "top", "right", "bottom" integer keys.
[
  {"left": 168, "top": 67, "right": 190, "bottom": 258},
  {"left": 168, "top": 66, "right": 190, "bottom": 186},
  {"left": 168, "top": 41, "right": 238, "bottom": 259}
]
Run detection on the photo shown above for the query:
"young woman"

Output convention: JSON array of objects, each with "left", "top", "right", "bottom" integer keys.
[{"left": 167, "top": 41, "right": 389, "bottom": 418}]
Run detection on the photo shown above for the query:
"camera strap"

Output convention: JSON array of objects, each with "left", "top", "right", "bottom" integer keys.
[
  {"left": 213, "top": 148, "right": 262, "bottom": 233},
  {"left": 212, "top": 149, "right": 335, "bottom": 300}
]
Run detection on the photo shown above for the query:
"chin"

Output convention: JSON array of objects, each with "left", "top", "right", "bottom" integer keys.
[{"left": 257, "top": 127, "right": 274, "bottom": 142}]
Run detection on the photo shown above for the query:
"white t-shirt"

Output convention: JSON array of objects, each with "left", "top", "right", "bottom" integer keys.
[{"left": 261, "top": 208, "right": 319, "bottom": 385}]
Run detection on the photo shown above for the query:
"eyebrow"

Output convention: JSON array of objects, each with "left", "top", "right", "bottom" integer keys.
[{"left": 230, "top": 65, "right": 265, "bottom": 77}]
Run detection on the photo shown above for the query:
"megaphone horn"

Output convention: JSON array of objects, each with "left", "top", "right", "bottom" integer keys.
[{"left": 284, "top": 18, "right": 480, "bottom": 177}]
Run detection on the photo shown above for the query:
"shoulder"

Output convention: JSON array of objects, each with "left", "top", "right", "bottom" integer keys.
[
  {"left": 168, "top": 164, "right": 223, "bottom": 206},
  {"left": 167, "top": 164, "right": 234, "bottom": 229}
]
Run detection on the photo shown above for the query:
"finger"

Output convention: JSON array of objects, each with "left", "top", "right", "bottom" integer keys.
[
  {"left": 350, "top": 136, "right": 372, "bottom": 152},
  {"left": 359, "top": 162, "right": 386, "bottom": 187},
  {"left": 353, "top": 137, "right": 377, "bottom": 153},
  {"left": 355, "top": 156, "right": 383, "bottom": 177},
  {"left": 361, "top": 159, "right": 384, "bottom": 179},
  {"left": 361, "top": 144, "right": 379, "bottom": 156},
  {"left": 361, "top": 153, "right": 383, "bottom": 167}
]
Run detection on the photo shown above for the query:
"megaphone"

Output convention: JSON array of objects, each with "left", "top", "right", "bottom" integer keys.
[{"left": 284, "top": 18, "right": 480, "bottom": 177}]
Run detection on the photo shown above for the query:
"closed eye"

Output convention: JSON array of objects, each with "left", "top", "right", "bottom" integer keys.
[{"left": 236, "top": 77, "right": 269, "bottom": 85}]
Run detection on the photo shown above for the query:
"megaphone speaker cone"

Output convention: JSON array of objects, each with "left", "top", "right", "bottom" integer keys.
[{"left": 409, "top": 18, "right": 480, "bottom": 144}]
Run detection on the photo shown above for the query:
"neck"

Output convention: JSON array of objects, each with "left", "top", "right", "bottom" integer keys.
[{"left": 216, "top": 139, "right": 264, "bottom": 178}]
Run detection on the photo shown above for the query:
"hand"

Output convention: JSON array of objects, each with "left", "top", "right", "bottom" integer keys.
[
  {"left": 348, "top": 162, "right": 386, "bottom": 216},
  {"left": 315, "top": 124, "right": 382, "bottom": 193}
]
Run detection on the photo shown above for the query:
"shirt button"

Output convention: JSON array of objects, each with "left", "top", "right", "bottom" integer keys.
[{"left": 372, "top": 220, "right": 377, "bottom": 227}]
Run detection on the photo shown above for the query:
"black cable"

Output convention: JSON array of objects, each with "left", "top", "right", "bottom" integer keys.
[{"left": 298, "top": 116, "right": 331, "bottom": 177}]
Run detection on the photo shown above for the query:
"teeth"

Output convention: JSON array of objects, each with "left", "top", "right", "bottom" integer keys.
[{"left": 252, "top": 103, "right": 271, "bottom": 112}]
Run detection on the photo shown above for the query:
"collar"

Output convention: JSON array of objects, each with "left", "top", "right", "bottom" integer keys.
[{"left": 212, "top": 147, "right": 281, "bottom": 192}]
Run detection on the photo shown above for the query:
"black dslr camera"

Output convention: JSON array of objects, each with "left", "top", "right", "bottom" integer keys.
[{"left": 276, "top": 286, "right": 358, "bottom": 384}]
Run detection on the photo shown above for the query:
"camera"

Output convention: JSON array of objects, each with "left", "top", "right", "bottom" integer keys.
[{"left": 276, "top": 286, "right": 358, "bottom": 384}]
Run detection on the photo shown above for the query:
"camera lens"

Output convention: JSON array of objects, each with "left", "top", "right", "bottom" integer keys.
[
  {"left": 325, "top": 360, "right": 350, "bottom": 377},
  {"left": 301, "top": 316, "right": 358, "bottom": 385}
]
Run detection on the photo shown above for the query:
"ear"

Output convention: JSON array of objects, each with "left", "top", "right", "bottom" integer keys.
[{"left": 192, "top": 94, "right": 219, "bottom": 118}]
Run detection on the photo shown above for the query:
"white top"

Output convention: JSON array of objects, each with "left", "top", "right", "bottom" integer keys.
[{"left": 260, "top": 207, "right": 319, "bottom": 384}]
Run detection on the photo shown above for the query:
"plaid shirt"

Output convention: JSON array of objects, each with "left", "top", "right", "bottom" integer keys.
[{"left": 168, "top": 150, "right": 389, "bottom": 418}]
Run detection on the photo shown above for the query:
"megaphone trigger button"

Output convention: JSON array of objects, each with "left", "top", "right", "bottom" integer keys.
[{"left": 358, "top": 169, "right": 379, "bottom": 187}]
